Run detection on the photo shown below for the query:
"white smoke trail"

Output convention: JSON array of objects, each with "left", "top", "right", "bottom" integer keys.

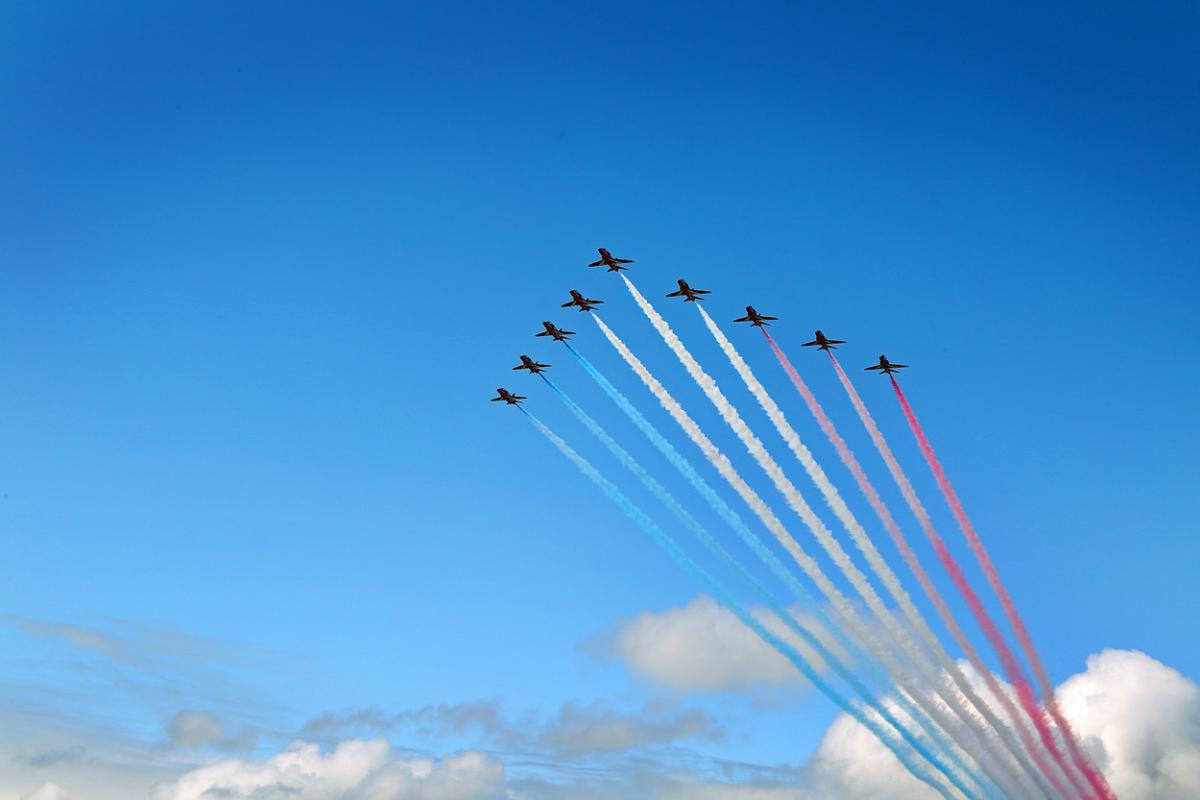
[
  {"left": 593, "top": 309, "right": 1011, "bottom": 799},
  {"left": 614, "top": 278, "right": 1036, "bottom": 796},
  {"left": 522, "top": 406, "right": 966, "bottom": 800},
  {"left": 696, "top": 306, "right": 1050, "bottom": 799}
]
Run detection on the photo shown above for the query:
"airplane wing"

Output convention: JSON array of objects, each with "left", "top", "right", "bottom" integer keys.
[
  {"left": 892, "top": 363, "right": 909, "bottom": 369},
  {"left": 614, "top": 258, "right": 634, "bottom": 264},
  {"left": 762, "top": 315, "right": 778, "bottom": 321},
  {"left": 535, "top": 330, "right": 550, "bottom": 336},
  {"left": 490, "top": 396, "right": 504, "bottom": 401},
  {"left": 828, "top": 338, "right": 844, "bottom": 344},
  {"left": 801, "top": 339, "right": 818, "bottom": 347},
  {"left": 587, "top": 259, "right": 604, "bottom": 267},
  {"left": 561, "top": 300, "right": 575, "bottom": 307},
  {"left": 734, "top": 315, "right": 751, "bottom": 322},
  {"left": 694, "top": 289, "right": 711, "bottom": 294},
  {"left": 665, "top": 289, "right": 684, "bottom": 297},
  {"left": 864, "top": 364, "right": 883, "bottom": 371}
]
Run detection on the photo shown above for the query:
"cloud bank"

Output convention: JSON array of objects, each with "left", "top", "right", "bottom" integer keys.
[
  {"left": 147, "top": 648, "right": 1200, "bottom": 799},
  {"left": 152, "top": 741, "right": 504, "bottom": 800},
  {"left": 5, "top": 637, "right": 1198, "bottom": 800}
]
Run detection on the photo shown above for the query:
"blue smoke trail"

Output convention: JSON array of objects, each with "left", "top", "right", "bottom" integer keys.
[
  {"left": 556, "top": 348, "right": 996, "bottom": 799},
  {"left": 535, "top": 377, "right": 983, "bottom": 800},
  {"left": 518, "top": 405, "right": 962, "bottom": 800},
  {"left": 565, "top": 343, "right": 864, "bottom": 647}
]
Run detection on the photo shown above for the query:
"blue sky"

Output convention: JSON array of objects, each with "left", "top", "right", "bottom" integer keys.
[{"left": 0, "top": 2, "right": 1197, "bottom": 797}]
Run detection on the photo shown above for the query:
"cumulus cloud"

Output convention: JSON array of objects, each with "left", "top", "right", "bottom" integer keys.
[
  {"left": 1057, "top": 649, "right": 1200, "bottom": 800},
  {"left": 646, "top": 780, "right": 808, "bottom": 799},
  {"left": 602, "top": 595, "right": 839, "bottom": 693},
  {"left": 151, "top": 740, "right": 505, "bottom": 800},
  {"left": 150, "top": 740, "right": 803, "bottom": 800},
  {"left": 22, "top": 785, "right": 70, "bottom": 800},
  {"left": 8, "top": 646, "right": 1200, "bottom": 800},
  {"left": 806, "top": 707, "right": 940, "bottom": 800},
  {"left": 805, "top": 648, "right": 1200, "bottom": 800}
]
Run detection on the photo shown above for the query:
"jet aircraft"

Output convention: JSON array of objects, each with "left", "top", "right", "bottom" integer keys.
[
  {"left": 588, "top": 248, "right": 634, "bottom": 272},
  {"left": 865, "top": 355, "right": 909, "bottom": 374},
  {"left": 490, "top": 388, "right": 527, "bottom": 405},
  {"left": 561, "top": 290, "right": 604, "bottom": 312},
  {"left": 802, "top": 330, "right": 846, "bottom": 351},
  {"left": 513, "top": 355, "right": 551, "bottom": 374},
  {"left": 665, "top": 279, "right": 711, "bottom": 302},
  {"left": 535, "top": 321, "right": 575, "bottom": 341},
  {"left": 733, "top": 306, "right": 778, "bottom": 327}
]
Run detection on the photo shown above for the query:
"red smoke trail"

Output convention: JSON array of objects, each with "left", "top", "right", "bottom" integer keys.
[
  {"left": 765, "top": 333, "right": 1070, "bottom": 800},
  {"left": 889, "top": 374, "right": 1114, "bottom": 800},
  {"left": 827, "top": 353, "right": 1077, "bottom": 799}
]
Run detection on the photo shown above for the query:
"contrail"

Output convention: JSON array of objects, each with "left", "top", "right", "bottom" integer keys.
[
  {"left": 758, "top": 330, "right": 1061, "bottom": 800},
  {"left": 562, "top": 342, "right": 859, "bottom": 658},
  {"left": 694, "top": 304, "right": 1036, "bottom": 798},
  {"left": 588, "top": 316, "right": 1005, "bottom": 798},
  {"left": 549, "top": 352, "right": 994, "bottom": 799},
  {"left": 827, "top": 352, "right": 1079, "bottom": 799},
  {"left": 889, "top": 375, "right": 1114, "bottom": 800},
  {"left": 608, "top": 278, "right": 1026, "bottom": 798},
  {"left": 519, "top": 405, "right": 966, "bottom": 800}
]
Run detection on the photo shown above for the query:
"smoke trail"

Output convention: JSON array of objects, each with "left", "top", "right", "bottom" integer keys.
[
  {"left": 612, "top": 277, "right": 1024, "bottom": 798},
  {"left": 550, "top": 351, "right": 994, "bottom": 799},
  {"left": 562, "top": 342, "right": 859, "bottom": 658},
  {"left": 760, "top": 331, "right": 1060, "bottom": 800},
  {"left": 588, "top": 316, "right": 1004, "bottom": 798},
  {"left": 827, "top": 353, "right": 1079, "bottom": 799},
  {"left": 695, "top": 305, "right": 1036, "bottom": 798},
  {"left": 519, "top": 406, "right": 965, "bottom": 800},
  {"left": 889, "top": 375, "right": 1113, "bottom": 800}
]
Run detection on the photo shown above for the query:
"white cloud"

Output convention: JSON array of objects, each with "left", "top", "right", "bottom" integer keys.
[
  {"left": 1057, "top": 649, "right": 1200, "bottom": 800},
  {"left": 151, "top": 740, "right": 505, "bottom": 800},
  {"left": 805, "top": 648, "right": 1200, "bottom": 800},
  {"left": 642, "top": 775, "right": 809, "bottom": 799},
  {"left": 22, "top": 785, "right": 69, "bottom": 800},
  {"left": 604, "top": 595, "right": 838, "bottom": 692},
  {"left": 806, "top": 708, "right": 940, "bottom": 800},
  {"left": 5, "top": 644, "right": 1199, "bottom": 800},
  {"left": 353, "top": 751, "right": 505, "bottom": 800}
]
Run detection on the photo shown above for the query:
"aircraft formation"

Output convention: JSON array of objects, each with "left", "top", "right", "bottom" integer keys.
[
  {"left": 492, "top": 248, "right": 904, "bottom": 408},
  {"left": 489, "top": 248, "right": 1115, "bottom": 800}
]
